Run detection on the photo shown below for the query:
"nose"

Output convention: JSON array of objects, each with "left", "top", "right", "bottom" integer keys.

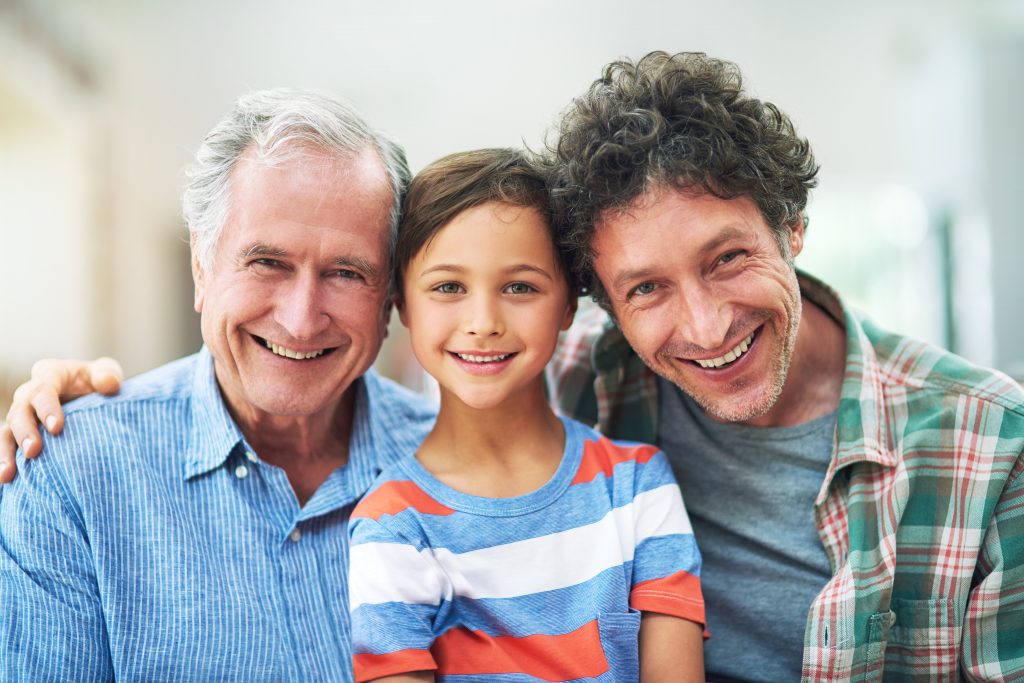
[
  {"left": 275, "top": 272, "right": 330, "bottom": 341},
  {"left": 673, "top": 284, "right": 732, "bottom": 352},
  {"left": 463, "top": 293, "right": 504, "bottom": 338}
]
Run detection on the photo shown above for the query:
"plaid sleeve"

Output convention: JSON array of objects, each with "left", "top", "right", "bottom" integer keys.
[
  {"left": 961, "top": 450, "right": 1024, "bottom": 679},
  {"left": 548, "top": 304, "right": 605, "bottom": 427}
]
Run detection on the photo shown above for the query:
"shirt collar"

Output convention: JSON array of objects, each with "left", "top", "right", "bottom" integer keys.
[
  {"left": 356, "top": 369, "right": 434, "bottom": 479},
  {"left": 799, "top": 271, "right": 898, "bottom": 505},
  {"left": 184, "top": 346, "right": 246, "bottom": 480},
  {"left": 587, "top": 269, "right": 898, "bottom": 495}
]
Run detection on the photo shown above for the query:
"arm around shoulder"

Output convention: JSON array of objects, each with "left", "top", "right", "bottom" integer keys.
[{"left": 0, "top": 357, "right": 123, "bottom": 483}]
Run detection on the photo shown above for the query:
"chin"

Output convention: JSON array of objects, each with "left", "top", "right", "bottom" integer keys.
[
  {"left": 694, "top": 391, "right": 777, "bottom": 423},
  {"left": 243, "top": 381, "right": 341, "bottom": 418}
]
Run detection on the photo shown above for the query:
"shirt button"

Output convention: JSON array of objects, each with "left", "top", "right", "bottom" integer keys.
[
  {"left": 234, "top": 465, "right": 249, "bottom": 479},
  {"left": 290, "top": 528, "right": 302, "bottom": 543},
  {"left": 245, "top": 450, "right": 258, "bottom": 463}
]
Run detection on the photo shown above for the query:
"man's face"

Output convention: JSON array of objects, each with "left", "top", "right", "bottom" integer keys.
[
  {"left": 591, "top": 187, "right": 804, "bottom": 425},
  {"left": 192, "top": 147, "right": 393, "bottom": 425}
]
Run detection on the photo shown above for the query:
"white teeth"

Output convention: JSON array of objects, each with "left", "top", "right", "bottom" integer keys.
[
  {"left": 456, "top": 353, "right": 511, "bottom": 363},
  {"left": 265, "top": 340, "right": 326, "bottom": 360},
  {"left": 695, "top": 333, "right": 754, "bottom": 369}
]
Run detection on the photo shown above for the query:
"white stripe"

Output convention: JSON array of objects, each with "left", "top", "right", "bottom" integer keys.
[
  {"left": 349, "top": 541, "right": 450, "bottom": 610},
  {"left": 349, "top": 483, "right": 690, "bottom": 609}
]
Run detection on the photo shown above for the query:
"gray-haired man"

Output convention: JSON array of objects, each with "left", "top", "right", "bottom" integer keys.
[{"left": 0, "top": 90, "right": 435, "bottom": 681}]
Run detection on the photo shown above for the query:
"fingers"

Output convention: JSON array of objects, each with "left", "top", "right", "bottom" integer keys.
[
  {"left": 0, "top": 423, "right": 18, "bottom": 484},
  {"left": 7, "top": 380, "right": 51, "bottom": 458},
  {"left": 3, "top": 356, "right": 125, "bottom": 471},
  {"left": 89, "top": 357, "right": 124, "bottom": 396}
]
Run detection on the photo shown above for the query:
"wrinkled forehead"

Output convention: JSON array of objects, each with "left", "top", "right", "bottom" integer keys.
[{"left": 213, "top": 147, "right": 393, "bottom": 257}]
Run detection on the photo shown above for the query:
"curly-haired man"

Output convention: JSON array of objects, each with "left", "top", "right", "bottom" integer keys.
[{"left": 545, "top": 52, "right": 1024, "bottom": 681}]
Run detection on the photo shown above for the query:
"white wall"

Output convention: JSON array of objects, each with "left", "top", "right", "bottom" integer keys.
[{"left": 1, "top": 0, "right": 1021, "bottom": 388}]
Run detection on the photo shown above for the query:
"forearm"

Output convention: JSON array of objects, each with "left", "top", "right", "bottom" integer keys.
[
  {"left": 639, "top": 612, "right": 704, "bottom": 683},
  {"left": 367, "top": 673, "right": 433, "bottom": 683}
]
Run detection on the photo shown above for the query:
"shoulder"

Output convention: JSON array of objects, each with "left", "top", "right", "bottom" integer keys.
[
  {"left": 363, "top": 369, "right": 436, "bottom": 427},
  {"left": 351, "top": 460, "right": 448, "bottom": 531},
  {"left": 11, "top": 355, "right": 200, "bottom": 491},
  {"left": 858, "top": 315, "right": 1024, "bottom": 418},
  {"left": 550, "top": 302, "right": 612, "bottom": 377},
  {"left": 61, "top": 354, "right": 199, "bottom": 419},
  {"left": 565, "top": 417, "right": 667, "bottom": 483}
]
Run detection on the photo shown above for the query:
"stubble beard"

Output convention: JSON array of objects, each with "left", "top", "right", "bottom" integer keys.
[{"left": 650, "top": 298, "right": 803, "bottom": 424}]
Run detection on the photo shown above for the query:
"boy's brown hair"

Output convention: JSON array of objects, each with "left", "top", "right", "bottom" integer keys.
[{"left": 394, "top": 148, "right": 577, "bottom": 296}]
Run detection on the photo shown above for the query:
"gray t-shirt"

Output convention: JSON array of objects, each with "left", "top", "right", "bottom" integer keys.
[{"left": 657, "top": 378, "right": 835, "bottom": 682}]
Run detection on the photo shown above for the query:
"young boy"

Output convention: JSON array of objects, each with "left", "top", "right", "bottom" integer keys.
[{"left": 347, "top": 148, "right": 705, "bottom": 683}]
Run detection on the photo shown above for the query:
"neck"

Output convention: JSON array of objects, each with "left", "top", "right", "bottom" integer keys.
[
  {"left": 418, "top": 379, "right": 566, "bottom": 497},
  {"left": 748, "top": 295, "right": 846, "bottom": 428},
  {"left": 227, "top": 387, "right": 356, "bottom": 506}
]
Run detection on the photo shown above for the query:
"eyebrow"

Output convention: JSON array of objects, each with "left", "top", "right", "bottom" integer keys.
[
  {"left": 608, "top": 225, "right": 749, "bottom": 292},
  {"left": 418, "top": 264, "right": 555, "bottom": 280},
  {"left": 333, "top": 256, "right": 380, "bottom": 278},
  {"left": 238, "top": 243, "right": 287, "bottom": 260},
  {"left": 697, "top": 226, "right": 748, "bottom": 257},
  {"left": 238, "top": 243, "right": 380, "bottom": 277}
]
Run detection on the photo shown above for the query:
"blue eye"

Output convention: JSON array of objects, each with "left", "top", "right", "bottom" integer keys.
[
  {"left": 435, "top": 282, "right": 464, "bottom": 295},
  {"left": 505, "top": 282, "right": 536, "bottom": 295},
  {"left": 629, "top": 282, "right": 657, "bottom": 298},
  {"left": 718, "top": 251, "right": 742, "bottom": 265}
]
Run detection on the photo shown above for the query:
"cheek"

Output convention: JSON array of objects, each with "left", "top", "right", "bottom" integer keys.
[
  {"left": 326, "top": 292, "right": 389, "bottom": 335},
  {"left": 621, "top": 309, "right": 675, "bottom": 357}
]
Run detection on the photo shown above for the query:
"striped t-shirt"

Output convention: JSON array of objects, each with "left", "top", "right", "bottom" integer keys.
[{"left": 347, "top": 416, "right": 705, "bottom": 682}]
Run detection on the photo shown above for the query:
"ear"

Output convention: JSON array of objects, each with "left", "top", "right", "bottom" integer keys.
[
  {"left": 787, "top": 215, "right": 806, "bottom": 260},
  {"left": 561, "top": 295, "right": 578, "bottom": 332},
  {"left": 396, "top": 294, "right": 410, "bottom": 329},
  {"left": 190, "top": 235, "right": 206, "bottom": 313},
  {"left": 380, "top": 295, "right": 394, "bottom": 340}
]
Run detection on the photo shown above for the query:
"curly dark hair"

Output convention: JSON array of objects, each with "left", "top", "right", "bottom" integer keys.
[{"left": 547, "top": 51, "right": 819, "bottom": 305}]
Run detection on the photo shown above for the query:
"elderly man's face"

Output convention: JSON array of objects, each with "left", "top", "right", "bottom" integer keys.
[
  {"left": 591, "top": 187, "right": 804, "bottom": 425},
  {"left": 192, "top": 147, "right": 393, "bottom": 424}
]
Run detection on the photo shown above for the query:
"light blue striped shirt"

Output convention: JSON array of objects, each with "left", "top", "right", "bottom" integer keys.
[{"left": 0, "top": 347, "right": 435, "bottom": 682}]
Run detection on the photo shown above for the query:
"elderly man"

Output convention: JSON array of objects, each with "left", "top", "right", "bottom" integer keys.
[
  {"left": 6, "top": 53, "right": 1024, "bottom": 682},
  {"left": 543, "top": 52, "right": 1024, "bottom": 680},
  {"left": 0, "top": 89, "right": 435, "bottom": 681}
]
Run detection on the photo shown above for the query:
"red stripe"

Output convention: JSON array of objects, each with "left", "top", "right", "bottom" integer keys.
[
  {"left": 572, "top": 437, "right": 660, "bottom": 485},
  {"left": 352, "top": 480, "right": 454, "bottom": 521},
  {"left": 433, "top": 620, "right": 609, "bottom": 681},
  {"left": 631, "top": 571, "right": 708, "bottom": 637},
  {"left": 353, "top": 648, "right": 436, "bottom": 682}
]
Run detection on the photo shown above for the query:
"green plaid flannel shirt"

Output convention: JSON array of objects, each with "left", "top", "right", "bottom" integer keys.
[{"left": 547, "top": 271, "right": 1024, "bottom": 681}]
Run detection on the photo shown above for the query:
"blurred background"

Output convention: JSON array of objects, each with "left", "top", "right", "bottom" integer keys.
[{"left": 2, "top": 0, "right": 1023, "bottom": 415}]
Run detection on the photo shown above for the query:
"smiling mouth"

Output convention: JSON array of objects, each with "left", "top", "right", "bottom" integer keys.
[
  {"left": 692, "top": 331, "right": 756, "bottom": 369},
  {"left": 253, "top": 335, "right": 336, "bottom": 360},
  {"left": 451, "top": 352, "right": 516, "bottom": 364}
]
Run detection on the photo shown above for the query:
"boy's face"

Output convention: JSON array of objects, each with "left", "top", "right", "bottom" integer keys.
[{"left": 398, "top": 201, "right": 575, "bottom": 411}]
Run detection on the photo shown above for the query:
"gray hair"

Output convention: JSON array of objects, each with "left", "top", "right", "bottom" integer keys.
[{"left": 182, "top": 88, "right": 410, "bottom": 273}]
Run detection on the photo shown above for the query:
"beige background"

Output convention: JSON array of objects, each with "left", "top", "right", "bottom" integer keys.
[{"left": 2, "top": 0, "right": 1023, "bottom": 416}]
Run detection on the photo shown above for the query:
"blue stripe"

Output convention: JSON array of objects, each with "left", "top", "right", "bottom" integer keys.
[
  {"left": 0, "top": 348, "right": 436, "bottom": 683},
  {"left": 357, "top": 453, "right": 680, "bottom": 555}
]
